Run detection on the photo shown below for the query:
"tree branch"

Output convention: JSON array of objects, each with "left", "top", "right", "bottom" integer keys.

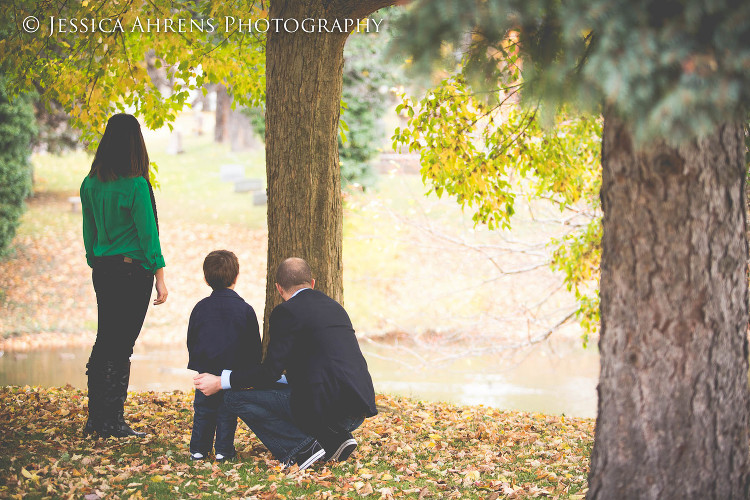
[{"left": 341, "top": 0, "right": 399, "bottom": 20}]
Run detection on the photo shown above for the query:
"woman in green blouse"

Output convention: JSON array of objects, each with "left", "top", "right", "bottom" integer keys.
[{"left": 80, "top": 113, "right": 168, "bottom": 438}]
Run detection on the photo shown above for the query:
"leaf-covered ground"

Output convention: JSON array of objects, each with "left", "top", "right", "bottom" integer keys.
[{"left": 0, "top": 387, "right": 593, "bottom": 499}]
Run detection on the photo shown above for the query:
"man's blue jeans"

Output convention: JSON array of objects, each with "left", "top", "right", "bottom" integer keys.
[{"left": 224, "top": 385, "right": 364, "bottom": 464}]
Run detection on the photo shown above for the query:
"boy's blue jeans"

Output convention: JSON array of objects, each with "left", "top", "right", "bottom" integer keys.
[
  {"left": 224, "top": 385, "right": 364, "bottom": 464},
  {"left": 190, "top": 390, "right": 237, "bottom": 457}
]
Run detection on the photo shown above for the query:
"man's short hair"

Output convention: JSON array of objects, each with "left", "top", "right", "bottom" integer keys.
[
  {"left": 276, "top": 257, "right": 312, "bottom": 291},
  {"left": 203, "top": 250, "right": 240, "bottom": 290}
]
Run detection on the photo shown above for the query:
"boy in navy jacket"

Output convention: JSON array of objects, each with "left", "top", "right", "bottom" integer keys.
[{"left": 187, "top": 250, "right": 261, "bottom": 461}]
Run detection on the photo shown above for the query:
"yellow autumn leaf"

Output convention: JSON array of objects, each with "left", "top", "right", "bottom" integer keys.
[
  {"left": 463, "top": 470, "right": 481, "bottom": 481},
  {"left": 357, "top": 482, "right": 374, "bottom": 496}
]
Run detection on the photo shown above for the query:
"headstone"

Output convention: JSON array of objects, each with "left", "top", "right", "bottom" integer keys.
[
  {"left": 220, "top": 164, "right": 245, "bottom": 182},
  {"left": 68, "top": 196, "right": 81, "bottom": 212},
  {"left": 166, "top": 130, "right": 184, "bottom": 155},
  {"left": 234, "top": 178, "right": 263, "bottom": 193},
  {"left": 253, "top": 191, "right": 267, "bottom": 206}
]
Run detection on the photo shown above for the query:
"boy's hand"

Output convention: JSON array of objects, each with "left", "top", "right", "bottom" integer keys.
[{"left": 194, "top": 373, "right": 222, "bottom": 396}]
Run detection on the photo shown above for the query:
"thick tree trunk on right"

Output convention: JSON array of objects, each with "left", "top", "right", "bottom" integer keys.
[{"left": 587, "top": 115, "right": 750, "bottom": 498}]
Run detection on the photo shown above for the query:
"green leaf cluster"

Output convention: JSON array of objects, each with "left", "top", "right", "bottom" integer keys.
[
  {"left": 339, "top": 10, "right": 403, "bottom": 188},
  {"left": 0, "top": 0, "right": 266, "bottom": 177},
  {"left": 0, "top": 76, "right": 37, "bottom": 257},
  {"left": 549, "top": 218, "right": 601, "bottom": 346},
  {"left": 392, "top": 72, "right": 603, "bottom": 339}
]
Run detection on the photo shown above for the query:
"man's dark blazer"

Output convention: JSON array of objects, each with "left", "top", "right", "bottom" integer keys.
[
  {"left": 229, "top": 288, "right": 377, "bottom": 430},
  {"left": 187, "top": 288, "right": 262, "bottom": 376}
]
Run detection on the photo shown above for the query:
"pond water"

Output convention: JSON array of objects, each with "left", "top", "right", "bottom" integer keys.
[{"left": 0, "top": 340, "right": 599, "bottom": 418}]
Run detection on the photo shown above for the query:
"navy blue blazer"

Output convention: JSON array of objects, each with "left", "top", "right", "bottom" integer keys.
[
  {"left": 229, "top": 288, "right": 377, "bottom": 429},
  {"left": 187, "top": 288, "right": 261, "bottom": 376}
]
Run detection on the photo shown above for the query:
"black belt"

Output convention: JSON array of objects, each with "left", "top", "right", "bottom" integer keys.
[{"left": 93, "top": 255, "right": 140, "bottom": 265}]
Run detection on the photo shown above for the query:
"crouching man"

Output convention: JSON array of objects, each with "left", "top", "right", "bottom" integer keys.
[{"left": 194, "top": 257, "right": 377, "bottom": 470}]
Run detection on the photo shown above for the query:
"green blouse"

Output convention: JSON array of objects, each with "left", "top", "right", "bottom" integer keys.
[{"left": 80, "top": 175, "right": 165, "bottom": 273}]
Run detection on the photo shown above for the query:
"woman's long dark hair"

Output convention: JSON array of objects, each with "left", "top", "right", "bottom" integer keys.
[{"left": 89, "top": 113, "right": 159, "bottom": 231}]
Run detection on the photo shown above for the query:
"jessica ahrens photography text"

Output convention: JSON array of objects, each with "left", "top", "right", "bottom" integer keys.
[{"left": 23, "top": 15, "right": 384, "bottom": 36}]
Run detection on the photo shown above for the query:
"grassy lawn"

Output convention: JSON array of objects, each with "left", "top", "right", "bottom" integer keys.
[
  {"left": 29, "top": 113, "right": 268, "bottom": 230},
  {"left": 0, "top": 386, "right": 593, "bottom": 499}
]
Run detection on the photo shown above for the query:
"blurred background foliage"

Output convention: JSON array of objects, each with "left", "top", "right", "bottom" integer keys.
[{"left": 0, "top": 76, "right": 37, "bottom": 256}]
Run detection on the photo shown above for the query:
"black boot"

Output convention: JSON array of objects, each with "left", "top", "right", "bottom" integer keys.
[
  {"left": 82, "top": 358, "right": 105, "bottom": 436},
  {"left": 100, "top": 360, "right": 146, "bottom": 438}
]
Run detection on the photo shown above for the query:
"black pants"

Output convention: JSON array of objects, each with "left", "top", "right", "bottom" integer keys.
[
  {"left": 190, "top": 390, "right": 237, "bottom": 456},
  {"left": 90, "top": 260, "right": 153, "bottom": 365}
]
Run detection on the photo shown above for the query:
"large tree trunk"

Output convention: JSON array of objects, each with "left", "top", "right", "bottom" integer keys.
[
  {"left": 262, "top": 0, "right": 395, "bottom": 347},
  {"left": 588, "top": 115, "right": 750, "bottom": 498},
  {"left": 263, "top": 3, "right": 347, "bottom": 347}
]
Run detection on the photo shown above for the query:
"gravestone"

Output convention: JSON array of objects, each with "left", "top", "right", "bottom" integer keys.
[
  {"left": 220, "top": 164, "right": 245, "bottom": 182},
  {"left": 253, "top": 191, "right": 267, "bottom": 206},
  {"left": 234, "top": 178, "right": 263, "bottom": 193},
  {"left": 166, "top": 130, "right": 184, "bottom": 155},
  {"left": 68, "top": 196, "right": 81, "bottom": 212}
]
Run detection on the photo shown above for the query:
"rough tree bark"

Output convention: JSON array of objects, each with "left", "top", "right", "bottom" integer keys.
[
  {"left": 263, "top": 0, "right": 395, "bottom": 347},
  {"left": 587, "top": 114, "right": 750, "bottom": 499}
]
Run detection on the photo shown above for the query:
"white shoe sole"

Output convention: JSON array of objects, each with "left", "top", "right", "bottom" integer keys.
[
  {"left": 330, "top": 438, "right": 357, "bottom": 461},
  {"left": 298, "top": 448, "right": 326, "bottom": 471}
]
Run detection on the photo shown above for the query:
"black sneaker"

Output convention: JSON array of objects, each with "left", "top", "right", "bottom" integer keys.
[
  {"left": 328, "top": 438, "right": 357, "bottom": 462},
  {"left": 321, "top": 431, "right": 357, "bottom": 461},
  {"left": 289, "top": 440, "right": 326, "bottom": 471}
]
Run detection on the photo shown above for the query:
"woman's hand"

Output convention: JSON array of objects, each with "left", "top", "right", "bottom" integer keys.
[{"left": 153, "top": 267, "right": 168, "bottom": 305}]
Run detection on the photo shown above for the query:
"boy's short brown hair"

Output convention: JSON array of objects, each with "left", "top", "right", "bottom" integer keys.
[{"left": 203, "top": 250, "right": 239, "bottom": 290}]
